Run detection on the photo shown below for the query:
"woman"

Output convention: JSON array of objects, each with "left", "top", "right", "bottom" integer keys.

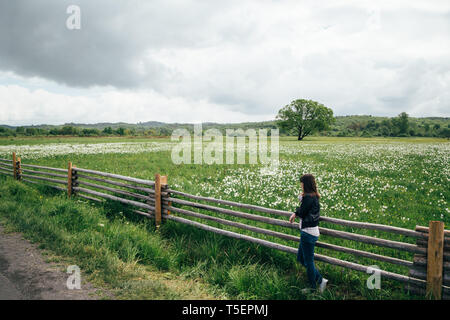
[{"left": 289, "top": 174, "right": 328, "bottom": 293}]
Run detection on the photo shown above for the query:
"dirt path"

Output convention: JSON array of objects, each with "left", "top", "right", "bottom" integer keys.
[{"left": 0, "top": 225, "right": 101, "bottom": 300}]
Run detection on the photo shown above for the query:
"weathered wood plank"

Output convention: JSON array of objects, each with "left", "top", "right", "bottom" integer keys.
[
  {"left": 0, "top": 165, "right": 13, "bottom": 172},
  {"left": 417, "top": 239, "right": 450, "bottom": 249},
  {"left": 0, "top": 163, "right": 13, "bottom": 168},
  {"left": 76, "top": 192, "right": 103, "bottom": 203},
  {"left": 12, "top": 152, "right": 17, "bottom": 179},
  {"left": 73, "top": 187, "right": 154, "bottom": 211},
  {"left": 413, "top": 255, "right": 450, "bottom": 271},
  {"left": 426, "top": 221, "right": 445, "bottom": 299},
  {"left": 0, "top": 169, "right": 14, "bottom": 176},
  {"left": 77, "top": 173, "right": 154, "bottom": 194},
  {"left": 155, "top": 174, "right": 162, "bottom": 227},
  {"left": 416, "top": 225, "right": 450, "bottom": 237},
  {"left": 75, "top": 167, "right": 155, "bottom": 186},
  {"left": 163, "top": 213, "right": 426, "bottom": 287},
  {"left": 167, "top": 188, "right": 427, "bottom": 239},
  {"left": 409, "top": 265, "right": 450, "bottom": 286},
  {"left": 77, "top": 180, "right": 151, "bottom": 201},
  {"left": 20, "top": 168, "right": 67, "bottom": 179},
  {"left": 20, "top": 163, "right": 67, "bottom": 173},
  {"left": 168, "top": 205, "right": 413, "bottom": 268},
  {"left": 169, "top": 197, "right": 424, "bottom": 254},
  {"left": 20, "top": 173, "right": 67, "bottom": 185},
  {"left": 67, "top": 162, "right": 73, "bottom": 198}
]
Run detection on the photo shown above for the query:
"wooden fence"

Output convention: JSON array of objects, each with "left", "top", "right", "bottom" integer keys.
[{"left": 0, "top": 153, "right": 449, "bottom": 299}]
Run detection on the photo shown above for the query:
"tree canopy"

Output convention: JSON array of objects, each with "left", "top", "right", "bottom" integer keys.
[{"left": 276, "top": 99, "right": 335, "bottom": 140}]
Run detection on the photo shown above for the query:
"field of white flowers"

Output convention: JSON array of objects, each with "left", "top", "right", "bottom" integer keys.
[
  {"left": 173, "top": 140, "right": 449, "bottom": 229},
  {"left": 1, "top": 136, "right": 448, "bottom": 299},
  {"left": 0, "top": 142, "right": 174, "bottom": 159},
  {"left": 1, "top": 138, "right": 448, "bottom": 229}
]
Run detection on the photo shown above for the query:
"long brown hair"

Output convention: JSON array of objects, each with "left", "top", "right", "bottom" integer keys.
[{"left": 300, "top": 174, "right": 320, "bottom": 198}]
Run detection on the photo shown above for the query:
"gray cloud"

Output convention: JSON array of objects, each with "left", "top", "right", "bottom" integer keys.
[
  {"left": 0, "top": 0, "right": 449, "bottom": 123},
  {"left": 1, "top": 1, "right": 173, "bottom": 88}
]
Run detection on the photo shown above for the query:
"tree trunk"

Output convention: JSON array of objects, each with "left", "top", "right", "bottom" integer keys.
[{"left": 297, "top": 128, "right": 303, "bottom": 140}]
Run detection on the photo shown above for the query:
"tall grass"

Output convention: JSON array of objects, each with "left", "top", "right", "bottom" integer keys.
[
  {"left": 0, "top": 176, "right": 184, "bottom": 298},
  {"left": 0, "top": 175, "right": 422, "bottom": 299},
  {"left": 1, "top": 136, "right": 443, "bottom": 299}
]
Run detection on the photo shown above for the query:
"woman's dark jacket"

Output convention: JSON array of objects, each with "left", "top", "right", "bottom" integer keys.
[{"left": 294, "top": 194, "right": 320, "bottom": 229}]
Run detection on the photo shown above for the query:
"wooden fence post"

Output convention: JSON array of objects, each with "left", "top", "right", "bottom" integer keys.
[
  {"left": 16, "top": 157, "right": 21, "bottom": 180},
  {"left": 72, "top": 165, "right": 77, "bottom": 194},
  {"left": 426, "top": 221, "right": 445, "bottom": 299},
  {"left": 68, "top": 162, "right": 73, "bottom": 197},
  {"left": 166, "top": 180, "right": 171, "bottom": 216},
  {"left": 155, "top": 174, "right": 162, "bottom": 228},
  {"left": 12, "top": 152, "right": 17, "bottom": 180},
  {"left": 161, "top": 175, "right": 168, "bottom": 214},
  {"left": 154, "top": 174, "right": 168, "bottom": 228}
]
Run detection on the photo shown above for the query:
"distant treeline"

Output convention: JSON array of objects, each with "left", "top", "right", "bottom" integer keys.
[
  {"left": 0, "top": 125, "right": 170, "bottom": 137},
  {"left": 324, "top": 114, "right": 450, "bottom": 138},
  {"left": 0, "top": 114, "right": 449, "bottom": 138}
]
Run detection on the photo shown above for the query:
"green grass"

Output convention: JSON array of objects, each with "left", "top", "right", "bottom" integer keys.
[
  {"left": 0, "top": 176, "right": 219, "bottom": 299},
  {"left": 0, "top": 134, "right": 446, "bottom": 146},
  {"left": 0, "top": 176, "right": 421, "bottom": 299},
  {"left": 0, "top": 136, "right": 448, "bottom": 299}
]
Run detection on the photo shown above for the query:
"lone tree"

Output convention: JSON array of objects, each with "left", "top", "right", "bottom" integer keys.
[
  {"left": 276, "top": 99, "right": 335, "bottom": 140},
  {"left": 391, "top": 112, "right": 409, "bottom": 135}
]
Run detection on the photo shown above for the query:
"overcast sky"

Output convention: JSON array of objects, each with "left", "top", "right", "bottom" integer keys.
[{"left": 0, "top": 0, "right": 449, "bottom": 126}]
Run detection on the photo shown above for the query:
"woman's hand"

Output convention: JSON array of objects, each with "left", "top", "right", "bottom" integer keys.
[{"left": 289, "top": 213, "right": 296, "bottom": 223}]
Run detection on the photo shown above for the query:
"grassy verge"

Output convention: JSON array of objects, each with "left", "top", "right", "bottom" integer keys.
[
  {"left": 0, "top": 175, "right": 423, "bottom": 299},
  {"left": 0, "top": 175, "right": 220, "bottom": 299}
]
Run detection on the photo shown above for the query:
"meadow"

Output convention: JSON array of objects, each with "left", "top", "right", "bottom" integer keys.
[{"left": 0, "top": 136, "right": 448, "bottom": 299}]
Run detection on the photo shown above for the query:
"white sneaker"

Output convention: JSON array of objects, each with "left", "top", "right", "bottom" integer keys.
[{"left": 319, "top": 278, "right": 328, "bottom": 293}]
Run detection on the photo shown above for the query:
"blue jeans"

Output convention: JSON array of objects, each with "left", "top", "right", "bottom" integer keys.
[{"left": 297, "top": 231, "right": 322, "bottom": 289}]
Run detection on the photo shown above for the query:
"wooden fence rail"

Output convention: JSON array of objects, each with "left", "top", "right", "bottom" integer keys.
[
  {"left": 166, "top": 188, "right": 432, "bottom": 239},
  {"left": 166, "top": 196, "right": 427, "bottom": 254},
  {"left": 0, "top": 152, "right": 448, "bottom": 299}
]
